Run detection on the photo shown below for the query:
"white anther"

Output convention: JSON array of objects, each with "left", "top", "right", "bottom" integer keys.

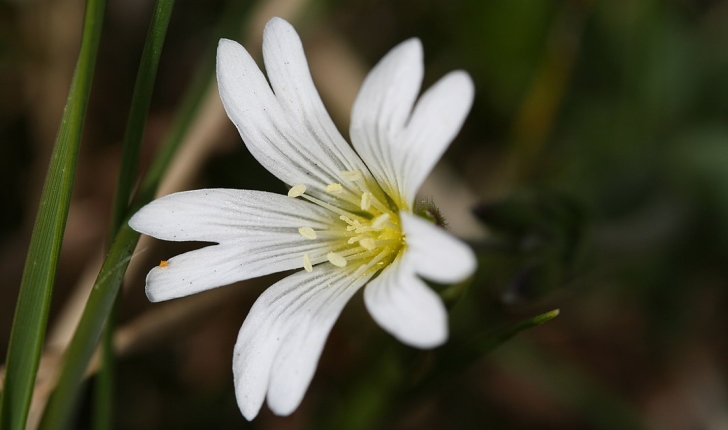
[
  {"left": 298, "top": 227, "right": 317, "bottom": 240},
  {"left": 371, "top": 214, "right": 390, "bottom": 230},
  {"left": 359, "top": 238, "right": 376, "bottom": 251},
  {"left": 288, "top": 184, "right": 307, "bottom": 197},
  {"left": 340, "top": 170, "right": 363, "bottom": 181},
  {"left": 327, "top": 252, "right": 348, "bottom": 267},
  {"left": 302, "top": 253, "right": 313, "bottom": 272},
  {"left": 326, "top": 183, "right": 344, "bottom": 194},
  {"left": 360, "top": 192, "right": 372, "bottom": 211}
]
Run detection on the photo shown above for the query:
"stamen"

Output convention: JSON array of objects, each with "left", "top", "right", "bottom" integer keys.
[
  {"left": 353, "top": 248, "right": 392, "bottom": 277},
  {"left": 159, "top": 260, "right": 169, "bottom": 267},
  {"left": 360, "top": 192, "right": 372, "bottom": 211},
  {"left": 371, "top": 214, "right": 391, "bottom": 230},
  {"left": 339, "top": 215, "right": 356, "bottom": 225},
  {"left": 347, "top": 235, "right": 365, "bottom": 245},
  {"left": 288, "top": 184, "right": 306, "bottom": 198},
  {"left": 340, "top": 215, "right": 364, "bottom": 232},
  {"left": 298, "top": 227, "right": 317, "bottom": 240},
  {"left": 326, "top": 183, "right": 344, "bottom": 194},
  {"left": 302, "top": 194, "right": 365, "bottom": 220},
  {"left": 359, "top": 238, "right": 376, "bottom": 251},
  {"left": 327, "top": 252, "right": 348, "bottom": 267},
  {"left": 302, "top": 253, "right": 313, "bottom": 272},
  {"left": 313, "top": 230, "right": 351, "bottom": 238},
  {"left": 340, "top": 170, "right": 363, "bottom": 181}
]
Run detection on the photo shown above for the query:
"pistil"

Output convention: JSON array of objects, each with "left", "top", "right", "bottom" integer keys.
[{"left": 288, "top": 175, "right": 404, "bottom": 275}]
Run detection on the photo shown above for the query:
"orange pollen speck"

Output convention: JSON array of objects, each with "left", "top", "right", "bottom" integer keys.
[{"left": 159, "top": 260, "right": 169, "bottom": 267}]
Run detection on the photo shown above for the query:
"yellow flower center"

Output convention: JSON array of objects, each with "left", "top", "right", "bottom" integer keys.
[{"left": 288, "top": 170, "right": 405, "bottom": 277}]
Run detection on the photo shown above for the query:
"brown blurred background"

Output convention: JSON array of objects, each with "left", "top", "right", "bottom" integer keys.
[{"left": 2, "top": 0, "right": 728, "bottom": 429}]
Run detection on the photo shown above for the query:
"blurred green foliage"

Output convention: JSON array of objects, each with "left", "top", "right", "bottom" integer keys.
[{"left": 1, "top": 0, "right": 728, "bottom": 428}]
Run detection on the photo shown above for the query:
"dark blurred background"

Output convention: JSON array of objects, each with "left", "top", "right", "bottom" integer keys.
[{"left": 1, "top": 0, "right": 728, "bottom": 429}]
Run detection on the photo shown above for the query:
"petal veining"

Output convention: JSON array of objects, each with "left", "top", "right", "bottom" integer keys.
[
  {"left": 130, "top": 18, "right": 478, "bottom": 422},
  {"left": 144, "top": 235, "right": 337, "bottom": 302},
  {"left": 233, "top": 266, "right": 372, "bottom": 419},
  {"left": 217, "top": 36, "right": 369, "bottom": 209},
  {"left": 400, "top": 212, "right": 476, "bottom": 284},
  {"left": 262, "top": 18, "right": 369, "bottom": 179},
  {"left": 129, "top": 189, "right": 335, "bottom": 244},
  {"left": 399, "top": 71, "right": 474, "bottom": 200},
  {"left": 350, "top": 38, "right": 423, "bottom": 206}
]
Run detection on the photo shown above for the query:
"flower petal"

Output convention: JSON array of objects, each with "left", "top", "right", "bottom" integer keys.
[
  {"left": 262, "top": 18, "right": 369, "bottom": 177},
  {"left": 217, "top": 30, "right": 367, "bottom": 208},
  {"left": 129, "top": 189, "right": 343, "bottom": 302},
  {"left": 349, "top": 38, "right": 423, "bottom": 205},
  {"left": 143, "top": 235, "right": 336, "bottom": 302},
  {"left": 364, "top": 256, "right": 448, "bottom": 348},
  {"left": 129, "top": 189, "right": 335, "bottom": 243},
  {"left": 233, "top": 266, "right": 371, "bottom": 419},
  {"left": 400, "top": 212, "right": 476, "bottom": 284},
  {"left": 399, "top": 71, "right": 474, "bottom": 200}
]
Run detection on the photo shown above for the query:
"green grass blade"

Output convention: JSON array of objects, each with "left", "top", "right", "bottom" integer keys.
[
  {"left": 37, "top": 2, "right": 256, "bottom": 429},
  {"left": 134, "top": 0, "right": 253, "bottom": 204},
  {"left": 110, "top": 0, "right": 176, "bottom": 234},
  {"left": 0, "top": 0, "right": 106, "bottom": 429},
  {"left": 94, "top": 1, "right": 176, "bottom": 428},
  {"left": 323, "top": 309, "right": 560, "bottom": 430},
  {"left": 92, "top": 305, "right": 116, "bottom": 430},
  {"left": 423, "top": 309, "right": 561, "bottom": 388},
  {"left": 38, "top": 223, "right": 139, "bottom": 430}
]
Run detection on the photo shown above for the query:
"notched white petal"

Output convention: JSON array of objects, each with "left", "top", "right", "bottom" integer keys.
[
  {"left": 233, "top": 266, "right": 371, "bottom": 419},
  {"left": 400, "top": 71, "right": 475, "bottom": 200},
  {"left": 349, "top": 38, "right": 424, "bottom": 200},
  {"left": 364, "top": 257, "right": 448, "bottom": 348},
  {"left": 401, "top": 212, "right": 476, "bottom": 284}
]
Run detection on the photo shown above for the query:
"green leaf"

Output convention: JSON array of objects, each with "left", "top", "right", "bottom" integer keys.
[
  {"left": 38, "top": 223, "right": 139, "bottom": 430},
  {"left": 0, "top": 0, "right": 106, "bottom": 429},
  {"left": 110, "top": 0, "right": 177, "bottom": 235},
  {"left": 323, "top": 309, "right": 560, "bottom": 430},
  {"left": 94, "top": 1, "right": 177, "bottom": 428},
  {"left": 37, "top": 1, "right": 256, "bottom": 429},
  {"left": 422, "top": 309, "right": 561, "bottom": 389}
]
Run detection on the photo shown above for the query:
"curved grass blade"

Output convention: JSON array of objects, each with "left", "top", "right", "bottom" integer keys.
[
  {"left": 0, "top": 1, "right": 107, "bottom": 429},
  {"left": 38, "top": 223, "right": 139, "bottom": 430},
  {"left": 95, "top": 1, "right": 177, "bottom": 428},
  {"left": 422, "top": 309, "right": 561, "bottom": 390},
  {"left": 110, "top": 0, "right": 177, "bottom": 234},
  {"left": 37, "top": 2, "right": 256, "bottom": 429},
  {"left": 323, "top": 309, "right": 560, "bottom": 430}
]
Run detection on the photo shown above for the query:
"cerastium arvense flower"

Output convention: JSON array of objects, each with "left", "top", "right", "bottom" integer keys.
[{"left": 130, "top": 17, "right": 476, "bottom": 419}]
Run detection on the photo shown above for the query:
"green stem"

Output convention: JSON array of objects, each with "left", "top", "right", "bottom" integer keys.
[{"left": 0, "top": 0, "right": 106, "bottom": 429}]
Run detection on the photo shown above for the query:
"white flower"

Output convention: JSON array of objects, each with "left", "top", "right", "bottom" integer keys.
[{"left": 129, "top": 17, "right": 476, "bottom": 420}]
